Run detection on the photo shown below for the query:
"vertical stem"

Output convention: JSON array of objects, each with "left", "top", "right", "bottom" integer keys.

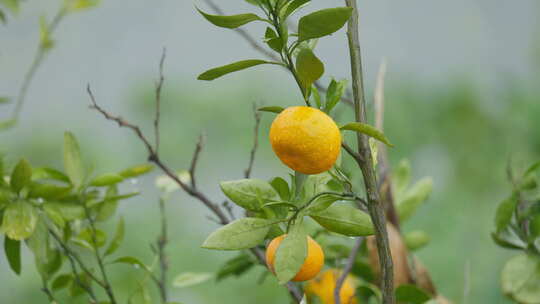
[
  {"left": 344, "top": 1, "right": 395, "bottom": 303},
  {"left": 157, "top": 198, "right": 169, "bottom": 303}
]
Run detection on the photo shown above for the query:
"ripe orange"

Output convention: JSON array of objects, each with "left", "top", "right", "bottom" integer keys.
[
  {"left": 265, "top": 234, "right": 324, "bottom": 282},
  {"left": 305, "top": 269, "right": 358, "bottom": 304},
  {"left": 269, "top": 106, "right": 341, "bottom": 174}
]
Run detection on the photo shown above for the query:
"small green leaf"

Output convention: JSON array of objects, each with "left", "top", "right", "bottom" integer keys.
[
  {"left": 324, "top": 78, "right": 347, "bottom": 113},
  {"left": 43, "top": 202, "right": 85, "bottom": 222},
  {"left": 10, "top": 158, "right": 32, "bottom": 193},
  {"left": 298, "top": 7, "right": 353, "bottom": 42},
  {"left": 258, "top": 106, "right": 285, "bottom": 114},
  {"left": 216, "top": 253, "right": 255, "bottom": 281},
  {"left": 28, "top": 183, "right": 71, "bottom": 200},
  {"left": 274, "top": 224, "right": 307, "bottom": 284},
  {"left": 198, "top": 60, "right": 277, "bottom": 81},
  {"left": 270, "top": 177, "right": 290, "bottom": 201},
  {"left": 491, "top": 231, "right": 526, "bottom": 250},
  {"left": 197, "top": 8, "right": 262, "bottom": 29},
  {"left": 63, "top": 132, "right": 85, "bottom": 188},
  {"left": 1, "top": 201, "right": 38, "bottom": 240},
  {"left": 112, "top": 256, "right": 151, "bottom": 272},
  {"left": 65, "top": 0, "right": 100, "bottom": 12},
  {"left": 280, "top": 0, "right": 310, "bottom": 20},
  {"left": 0, "top": 9, "right": 6, "bottom": 25},
  {"left": 310, "top": 204, "right": 374, "bottom": 236},
  {"left": 220, "top": 179, "right": 279, "bottom": 211},
  {"left": 39, "top": 16, "right": 54, "bottom": 50},
  {"left": 311, "top": 86, "right": 321, "bottom": 108},
  {"left": 52, "top": 274, "right": 73, "bottom": 291},
  {"left": 119, "top": 164, "right": 154, "bottom": 178},
  {"left": 393, "top": 159, "right": 411, "bottom": 198},
  {"left": 172, "top": 272, "right": 213, "bottom": 288},
  {"left": 32, "top": 167, "right": 70, "bottom": 183},
  {"left": 104, "top": 217, "right": 124, "bottom": 256},
  {"left": 340, "top": 122, "right": 393, "bottom": 147},
  {"left": 74, "top": 228, "right": 106, "bottom": 249},
  {"left": 295, "top": 48, "right": 324, "bottom": 94},
  {"left": 265, "top": 27, "right": 282, "bottom": 52},
  {"left": 501, "top": 254, "right": 540, "bottom": 303},
  {"left": 397, "top": 178, "right": 433, "bottom": 222},
  {"left": 4, "top": 236, "right": 21, "bottom": 275},
  {"left": 495, "top": 195, "right": 518, "bottom": 233},
  {"left": 90, "top": 173, "right": 124, "bottom": 187},
  {"left": 524, "top": 161, "right": 540, "bottom": 177},
  {"left": 395, "top": 284, "right": 432, "bottom": 303},
  {"left": 202, "top": 218, "right": 272, "bottom": 250},
  {"left": 0, "top": 96, "right": 10, "bottom": 103},
  {"left": 404, "top": 230, "right": 430, "bottom": 251}
]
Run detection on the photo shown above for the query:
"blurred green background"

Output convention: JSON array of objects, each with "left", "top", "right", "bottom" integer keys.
[{"left": 1, "top": 0, "right": 539, "bottom": 303}]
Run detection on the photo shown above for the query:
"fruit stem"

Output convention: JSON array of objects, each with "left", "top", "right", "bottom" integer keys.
[{"left": 343, "top": 1, "right": 396, "bottom": 303}]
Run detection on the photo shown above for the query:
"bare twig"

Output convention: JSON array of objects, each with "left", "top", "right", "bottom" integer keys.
[
  {"left": 334, "top": 237, "right": 363, "bottom": 304},
  {"left": 154, "top": 48, "right": 166, "bottom": 153},
  {"left": 189, "top": 134, "right": 205, "bottom": 189},
  {"left": 244, "top": 103, "right": 261, "bottom": 178},
  {"left": 157, "top": 198, "right": 169, "bottom": 303},
  {"left": 344, "top": 1, "right": 395, "bottom": 303}
]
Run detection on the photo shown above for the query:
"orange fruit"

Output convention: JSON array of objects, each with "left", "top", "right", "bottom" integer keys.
[
  {"left": 266, "top": 234, "right": 324, "bottom": 282},
  {"left": 305, "top": 269, "right": 358, "bottom": 304},
  {"left": 269, "top": 106, "right": 341, "bottom": 174}
]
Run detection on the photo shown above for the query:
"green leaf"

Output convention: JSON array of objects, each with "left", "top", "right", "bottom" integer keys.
[
  {"left": 112, "top": 256, "right": 151, "bottom": 272},
  {"left": 393, "top": 159, "right": 411, "bottom": 198},
  {"left": 43, "top": 202, "right": 84, "bottom": 222},
  {"left": 404, "top": 230, "right": 430, "bottom": 251},
  {"left": 73, "top": 228, "right": 106, "bottom": 249},
  {"left": 310, "top": 204, "right": 374, "bottom": 236},
  {"left": 198, "top": 60, "right": 277, "bottom": 81},
  {"left": 4, "top": 236, "right": 21, "bottom": 275},
  {"left": 491, "top": 231, "right": 526, "bottom": 250},
  {"left": 258, "top": 106, "right": 285, "bottom": 114},
  {"left": 397, "top": 177, "right": 433, "bottom": 222},
  {"left": 274, "top": 224, "right": 307, "bottom": 284},
  {"left": 0, "top": 9, "right": 6, "bottom": 25},
  {"left": 501, "top": 254, "right": 540, "bottom": 303},
  {"left": 270, "top": 177, "right": 290, "bottom": 201},
  {"left": 32, "top": 167, "right": 70, "bottom": 183},
  {"left": 65, "top": 0, "right": 100, "bottom": 12},
  {"left": 27, "top": 217, "right": 61, "bottom": 280},
  {"left": 202, "top": 218, "right": 272, "bottom": 250},
  {"left": 311, "top": 86, "right": 321, "bottom": 109},
  {"left": 52, "top": 274, "right": 73, "bottom": 291},
  {"left": 119, "top": 164, "right": 154, "bottom": 178},
  {"left": 298, "top": 7, "right": 353, "bottom": 42},
  {"left": 295, "top": 48, "right": 324, "bottom": 93},
  {"left": 280, "top": 0, "right": 310, "bottom": 20},
  {"left": 395, "top": 284, "right": 432, "bottom": 303},
  {"left": 10, "top": 158, "right": 32, "bottom": 193},
  {"left": 197, "top": 8, "right": 262, "bottom": 29},
  {"left": 1, "top": 201, "right": 38, "bottom": 240},
  {"left": 90, "top": 173, "right": 124, "bottom": 187},
  {"left": 63, "top": 132, "right": 85, "bottom": 188},
  {"left": 220, "top": 179, "right": 279, "bottom": 211},
  {"left": 1, "top": 0, "right": 20, "bottom": 14},
  {"left": 39, "top": 16, "right": 54, "bottom": 50},
  {"left": 530, "top": 214, "right": 540, "bottom": 239},
  {"left": 324, "top": 78, "right": 347, "bottom": 113},
  {"left": 28, "top": 183, "right": 71, "bottom": 200},
  {"left": 172, "top": 272, "right": 213, "bottom": 288},
  {"left": 305, "top": 193, "right": 342, "bottom": 213},
  {"left": 216, "top": 253, "right": 255, "bottom": 281},
  {"left": 265, "top": 27, "right": 282, "bottom": 52},
  {"left": 340, "top": 122, "right": 393, "bottom": 147},
  {"left": 495, "top": 195, "right": 518, "bottom": 233},
  {"left": 524, "top": 161, "right": 540, "bottom": 177},
  {"left": 104, "top": 217, "right": 124, "bottom": 256},
  {"left": 0, "top": 96, "right": 10, "bottom": 103}
]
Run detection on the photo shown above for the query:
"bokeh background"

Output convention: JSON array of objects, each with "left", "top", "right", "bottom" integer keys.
[{"left": 1, "top": 0, "right": 539, "bottom": 303}]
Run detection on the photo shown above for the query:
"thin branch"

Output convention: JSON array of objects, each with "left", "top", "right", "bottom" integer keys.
[
  {"left": 154, "top": 48, "right": 167, "bottom": 154},
  {"left": 334, "top": 237, "right": 363, "bottom": 304},
  {"left": 83, "top": 205, "right": 118, "bottom": 304},
  {"left": 189, "top": 134, "right": 204, "bottom": 189},
  {"left": 244, "top": 103, "right": 261, "bottom": 178},
  {"left": 344, "top": 1, "right": 395, "bottom": 303},
  {"left": 156, "top": 198, "right": 169, "bottom": 303}
]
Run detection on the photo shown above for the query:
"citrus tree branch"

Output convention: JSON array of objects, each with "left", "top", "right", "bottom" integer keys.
[
  {"left": 154, "top": 48, "right": 166, "bottom": 154},
  {"left": 156, "top": 198, "right": 169, "bottom": 303},
  {"left": 244, "top": 103, "right": 261, "bottom": 178},
  {"left": 343, "top": 1, "right": 395, "bottom": 303},
  {"left": 334, "top": 237, "right": 363, "bottom": 304}
]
